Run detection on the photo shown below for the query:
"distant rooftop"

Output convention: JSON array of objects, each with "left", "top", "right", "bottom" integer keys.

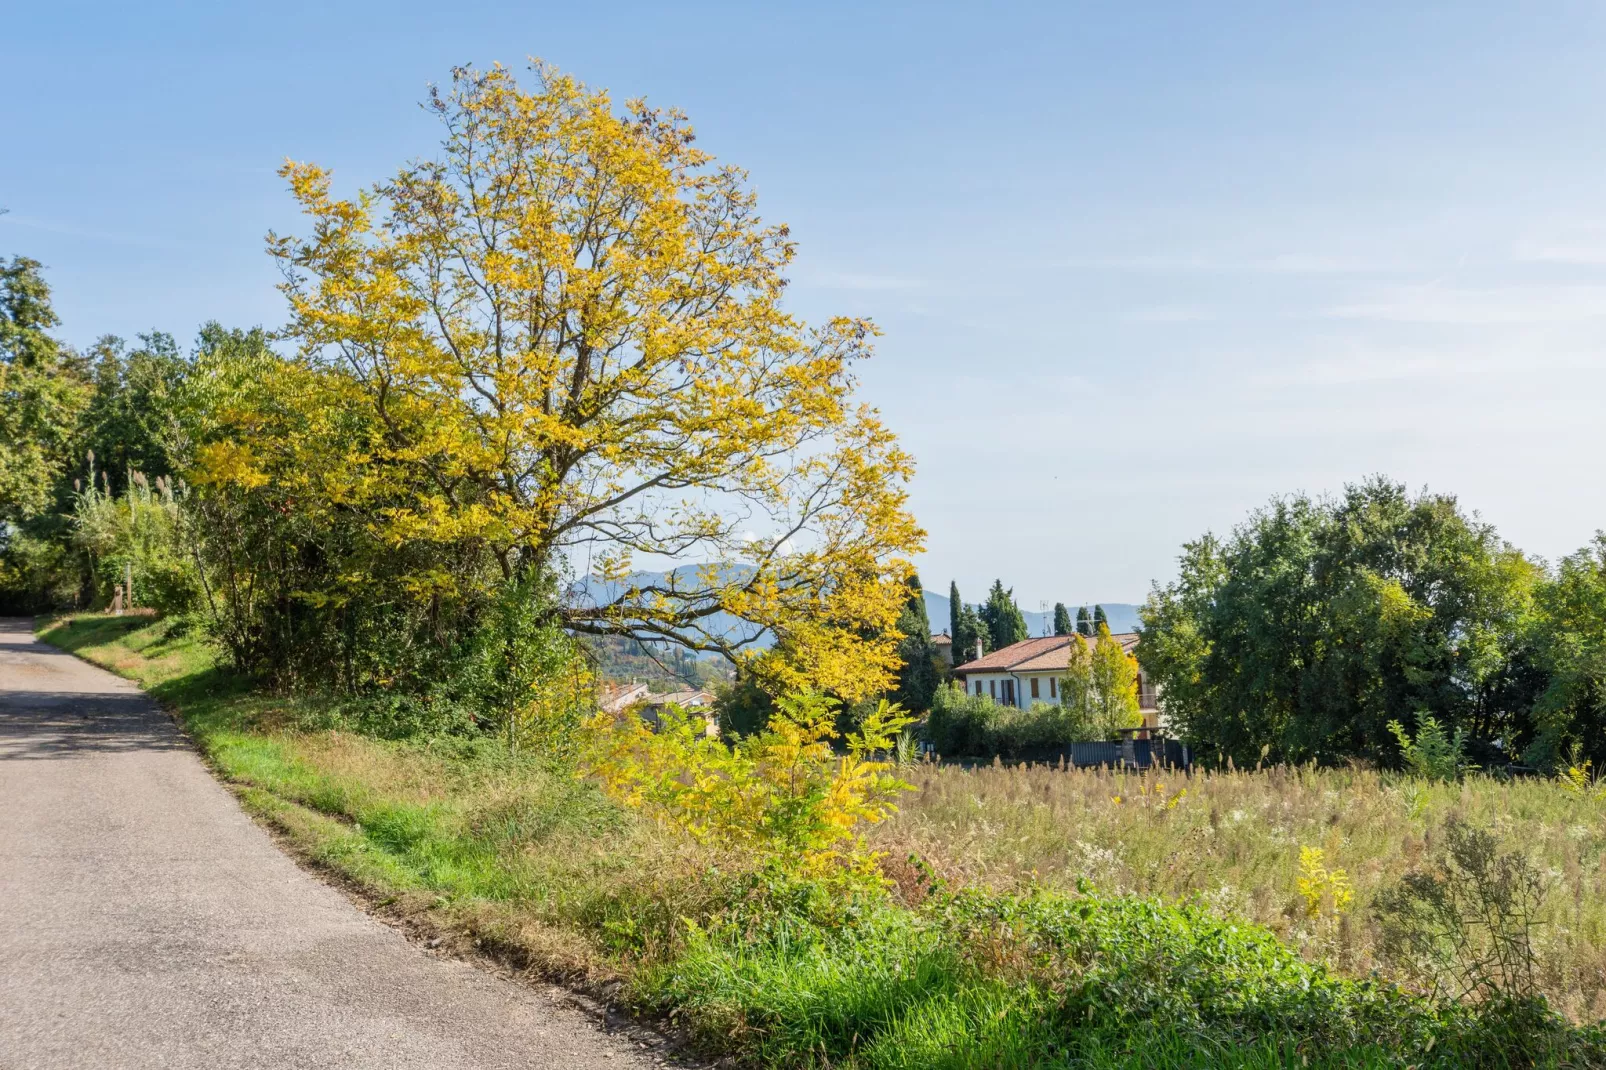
[{"left": 951, "top": 632, "right": 1139, "bottom": 675}]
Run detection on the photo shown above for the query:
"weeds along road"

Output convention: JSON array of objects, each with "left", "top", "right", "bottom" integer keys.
[{"left": 0, "top": 619, "right": 661, "bottom": 1070}]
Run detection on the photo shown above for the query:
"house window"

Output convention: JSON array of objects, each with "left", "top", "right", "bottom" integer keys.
[
  {"left": 1030, "top": 677, "right": 1040, "bottom": 699},
  {"left": 989, "top": 680, "right": 996, "bottom": 699},
  {"left": 1002, "top": 680, "right": 1015, "bottom": 705},
  {"left": 975, "top": 679, "right": 983, "bottom": 696},
  {"left": 1050, "top": 677, "right": 1057, "bottom": 699}
]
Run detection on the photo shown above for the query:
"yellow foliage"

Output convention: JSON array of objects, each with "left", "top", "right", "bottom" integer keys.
[
  {"left": 243, "top": 61, "right": 921, "bottom": 699},
  {"left": 1297, "top": 845, "right": 1354, "bottom": 919},
  {"left": 586, "top": 692, "right": 914, "bottom": 882},
  {"left": 1557, "top": 755, "right": 1606, "bottom": 801}
]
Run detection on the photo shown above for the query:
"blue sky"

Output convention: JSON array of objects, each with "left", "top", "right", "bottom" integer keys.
[{"left": 7, "top": 2, "right": 1606, "bottom": 607}]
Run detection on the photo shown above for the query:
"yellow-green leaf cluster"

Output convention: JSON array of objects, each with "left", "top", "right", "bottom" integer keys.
[
  {"left": 252, "top": 61, "right": 922, "bottom": 698},
  {"left": 587, "top": 692, "right": 914, "bottom": 883}
]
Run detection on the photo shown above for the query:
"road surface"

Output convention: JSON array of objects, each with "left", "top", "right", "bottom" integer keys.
[{"left": 0, "top": 618, "right": 663, "bottom": 1069}]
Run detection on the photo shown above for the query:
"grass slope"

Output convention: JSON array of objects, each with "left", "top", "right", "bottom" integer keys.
[{"left": 36, "top": 614, "right": 1604, "bottom": 1069}]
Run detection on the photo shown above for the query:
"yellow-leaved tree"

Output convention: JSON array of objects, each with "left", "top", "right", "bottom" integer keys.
[
  {"left": 1061, "top": 624, "right": 1142, "bottom": 738},
  {"left": 250, "top": 62, "right": 922, "bottom": 699}
]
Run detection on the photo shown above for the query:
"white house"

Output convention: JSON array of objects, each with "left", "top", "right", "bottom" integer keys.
[{"left": 950, "top": 633, "right": 1162, "bottom": 729}]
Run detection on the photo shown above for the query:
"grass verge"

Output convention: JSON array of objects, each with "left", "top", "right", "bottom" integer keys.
[{"left": 36, "top": 613, "right": 1606, "bottom": 1069}]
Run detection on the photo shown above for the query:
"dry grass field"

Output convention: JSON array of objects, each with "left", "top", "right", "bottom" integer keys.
[{"left": 876, "top": 759, "right": 1606, "bottom": 1021}]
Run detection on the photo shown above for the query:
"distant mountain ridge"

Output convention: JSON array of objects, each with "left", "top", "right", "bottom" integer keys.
[
  {"left": 922, "top": 591, "right": 1142, "bottom": 640},
  {"left": 572, "top": 569, "right": 1142, "bottom": 652}
]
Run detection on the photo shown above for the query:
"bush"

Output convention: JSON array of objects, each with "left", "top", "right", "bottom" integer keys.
[
  {"left": 0, "top": 525, "right": 81, "bottom": 613},
  {"left": 641, "top": 871, "right": 1600, "bottom": 1069},
  {"left": 926, "top": 683, "right": 1095, "bottom": 759},
  {"left": 1388, "top": 712, "right": 1467, "bottom": 781},
  {"left": 72, "top": 468, "right": 203, "bottom": 616},
  {"left": 588, "top": 692, "right": 914, "bottom": 883},
  {"left": 1373, "top": 815, "right": 1551, "bottom": 1003}
]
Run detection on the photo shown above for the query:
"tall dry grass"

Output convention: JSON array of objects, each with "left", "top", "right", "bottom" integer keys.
[{"left": 876, "top": 759, "right": 1606, "bottom": 1020}]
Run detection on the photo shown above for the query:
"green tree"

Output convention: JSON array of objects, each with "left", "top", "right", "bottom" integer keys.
[
  {"left": 1060, "top": 633, "right": 1096, "bottom": 737},
  {"left": 0, "top": 257, "right": 91, "bottom": 525},
  {"left": 1090, "top": 623, "right": 1142, "bottom": 735},
  {"left": 79, "top": 332, "right": 191, "bottom": 493},
  {"left": 891, "top": 574, "right": 941, "bottom": 711},
  {"left": 1528, "top": 535, "right": 1606, "bottom": 769},
  {"left": 1053, "top": 602, "right": 1072, "bottom": 636},
  {"left": 950, "top": 581, "right": 985, "bottom": 665},
  {"left": 715, "top": 669, "right": 777, "bottom": 738},
  {"left": 1094, "top": 604, "right": 1108, "bottom": 631},
  {"left": 1138, "top": 478, "right": 1543, "bottom": 766},
  {"left": 1076, "top": 605, "right": 1092, "bottom": 636},
  {"left": 1059, "top": 627, "right": 1140, "bottom": 739},
  {"left": 980, "top": 579, "right": 1028, "bottom": 652}
]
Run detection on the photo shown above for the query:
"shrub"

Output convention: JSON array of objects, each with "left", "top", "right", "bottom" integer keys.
[
  {"left": 71, "top": 466, "right": 203, "bottom": 616},
  {"left": 1388, "top": 711, "right": 1467, "bottom": 781},
  {"left": 1372, "top": 816, "right": 1551, "bottom": 1002},
  {"left": 457, "top": 570, "right": 593, "bottom": 756},
  {"left": 588, "top": 692, "right": 914, "bottom": 883},
  {"left": 926, "top": 682, "right": 1099, "bottom": 759}
]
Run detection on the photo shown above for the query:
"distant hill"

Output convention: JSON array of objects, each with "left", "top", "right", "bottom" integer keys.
[
  {"left": 569, "top": 567, "right": 769, "bottom": 654},
  {"left": 571, "top": 569, "right": 1142, "bottom": 653},
  {"left": 922, "top": 591, "right": 1142, "bottom": 641}
]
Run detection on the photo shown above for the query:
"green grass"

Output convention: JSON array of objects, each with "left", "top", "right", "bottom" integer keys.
[
  {"left": 34, "top": 613, "right": 1606, "bottom": 1069},
  {"left": 878, "top": 757, "right": 1606, "bottom": 1021}
]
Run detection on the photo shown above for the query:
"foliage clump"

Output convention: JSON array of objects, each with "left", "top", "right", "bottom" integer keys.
[
  {"left": 1139, "top": 477, "right": 1545, "bottom": 767},
  {"left": 1373, "top": 816, "right": 1551, "bottom": 1004},
  {"left": 588, "top": 692, "right": 914, "bottom": 882},
  {"left": 1061, "top": 623, "right": 1143, "bottom": 739},
  {"left": 1388, "top": 711, "right": 1468, "bottom": 781},
  {"left": 925, "top": 683, "right": 1087, "bottom": 758}
]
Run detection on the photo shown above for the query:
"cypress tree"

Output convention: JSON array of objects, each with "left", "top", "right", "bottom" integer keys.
[
  {"left": 980, "top": 579, "right": 1028, "bottom": 651},
  {"left": 950, "top": 581, "right": 982, "bottom": 664},
  {"left": 1053, "top": 602, "right": 1072, "bottom": 636},
  {"left": 892, "top": 574, "right": 939, "bottom": 711},
  {"left": 1094, "top": 604, "right": 1109, "bottom": 631},
  {"left": 1076, "top": 606, "right": 1093, "bottom": 636}
]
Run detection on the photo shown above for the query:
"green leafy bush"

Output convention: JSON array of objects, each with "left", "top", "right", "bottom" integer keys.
[
  {"left": 637, "top": 869, "right": 1600, "bottom": 1069},
  {"left": 1387, "top": 712, "right": 1467, "bottom": 781},
  {"left": 925, "top": 683, "right": 1093, "bottom": 758},
  {"left": 71, "top": 465, "right": 203, "bottom": 616}
]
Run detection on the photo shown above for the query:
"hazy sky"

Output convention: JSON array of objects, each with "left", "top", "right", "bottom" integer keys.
[{"left": 6, "top": 2, "right": 1606, "bottom": 608}]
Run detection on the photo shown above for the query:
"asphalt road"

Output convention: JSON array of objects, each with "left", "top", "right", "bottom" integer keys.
[{"left": 0, "top": 618, "right": 663, "bottom": 1069}]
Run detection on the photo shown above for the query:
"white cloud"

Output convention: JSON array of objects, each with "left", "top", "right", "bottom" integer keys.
[
  {"left": 1327, "top": 284, "right": 1606, "bottom": 324},
  {"left": 1050, "top": 251, "right": 1397, "bottom": 276},
  {"left": 798, "top": 270, "right": 926, "bottom": 292}
]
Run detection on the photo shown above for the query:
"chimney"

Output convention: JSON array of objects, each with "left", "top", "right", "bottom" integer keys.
[{"left": 975, "top": 639, "right": 984, "bottom": 661}]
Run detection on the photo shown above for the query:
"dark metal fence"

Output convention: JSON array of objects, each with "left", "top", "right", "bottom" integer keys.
[
  {"left": 947, "top": 737, "right": 1192, "bottom": 771},
  {"left": 1065, "top": 738, "right": 1190, "bottom": 770}
]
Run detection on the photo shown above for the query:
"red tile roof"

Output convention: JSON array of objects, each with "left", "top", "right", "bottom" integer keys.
[{"left": 952, "top": 633, "right": 1140, "bottom": 675}]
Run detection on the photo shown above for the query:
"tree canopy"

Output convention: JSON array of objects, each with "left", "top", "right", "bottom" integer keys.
[
  {"left": 1138, "top": 477, "right": 1544, "bottom": 766},
  {"left": 1061, "top": 625, "right": 1141, "bottom": 739},
  {"left": 890, "top": 573, "right": 940, "bottom": 711},
  {"left": 1053, "top": 602, "right": 1072, "bottom": 636},
  {"left": 202, "top": 62, "right": 922, "bottom": 699},
  {"left": 980, "top": 579, "right": 1028, "bottom": 651},
  {"left": 0, "top": 257, "right": 90, "bottom": 525},
  {"left": 949, "top": 580, "right": 985, "bottom": 665},
  {"left": 1530, "top": 535, "right": 1606, "bottom": 767}
]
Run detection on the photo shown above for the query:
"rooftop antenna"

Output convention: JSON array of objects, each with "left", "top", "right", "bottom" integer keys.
[{"left": 1038, "top": 600, "right": 1050, "bottom": 637}]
